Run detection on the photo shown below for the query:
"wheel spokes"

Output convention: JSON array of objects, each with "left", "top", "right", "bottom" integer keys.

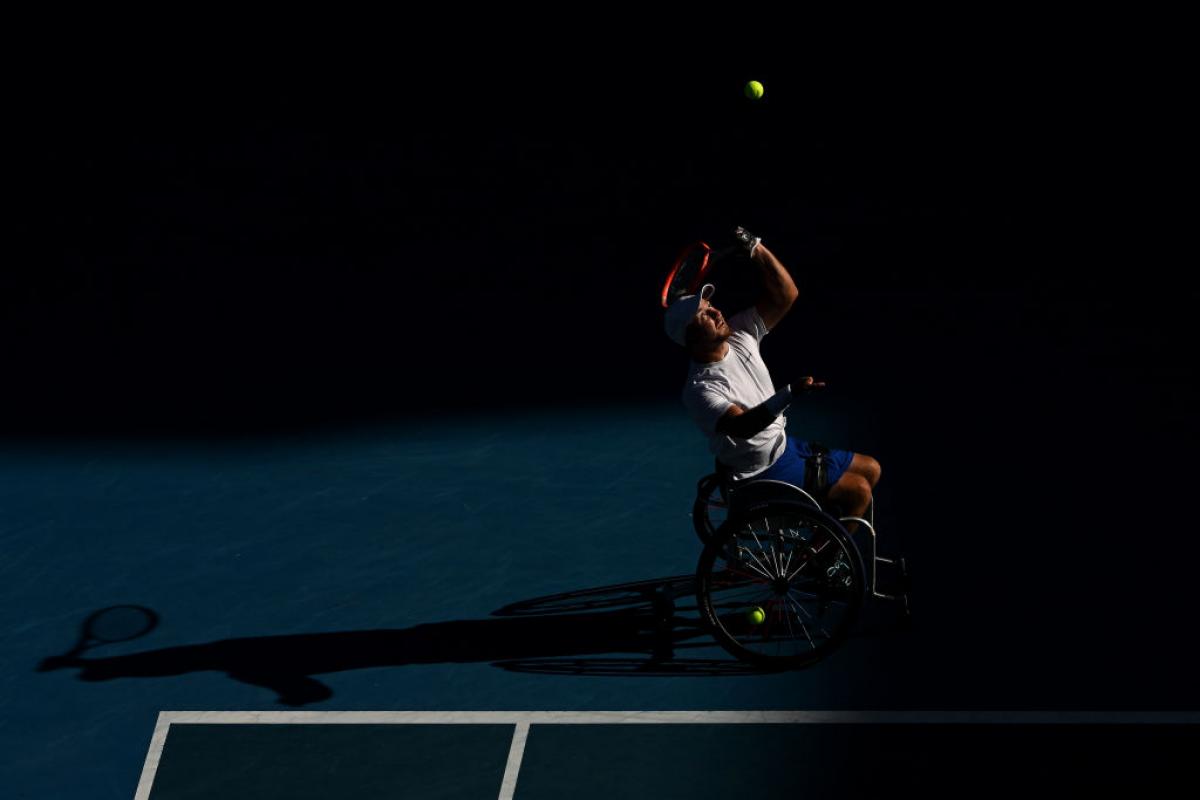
[{"left": 705, "top": 511, "right": 861, "bottom": 662}]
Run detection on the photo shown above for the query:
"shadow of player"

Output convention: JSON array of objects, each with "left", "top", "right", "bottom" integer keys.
[{"left": 35, "top": 576, "right": 778, "bottom": 706}]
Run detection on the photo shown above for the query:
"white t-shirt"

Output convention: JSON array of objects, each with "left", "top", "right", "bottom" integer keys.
[{"left": 681, "top": 307, "right": 787, "bottom": 480}]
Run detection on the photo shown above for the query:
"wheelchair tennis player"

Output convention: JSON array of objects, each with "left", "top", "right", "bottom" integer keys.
[{"left": 664, "top": 227, "right": 881, "bottom": 524}]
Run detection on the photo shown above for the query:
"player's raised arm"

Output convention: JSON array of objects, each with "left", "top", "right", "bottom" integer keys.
[{"left": 736, "top": 227, "right": 799, "bottom": 330}]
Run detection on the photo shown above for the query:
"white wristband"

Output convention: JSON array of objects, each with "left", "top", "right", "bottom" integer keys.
[{"left": 763, "top": 384, "right": 793, "bottom": 416}]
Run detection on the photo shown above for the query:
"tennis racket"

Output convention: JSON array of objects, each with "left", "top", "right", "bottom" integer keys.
[{"left": 660, "top": 241, "right": 740, "bottom": 308}]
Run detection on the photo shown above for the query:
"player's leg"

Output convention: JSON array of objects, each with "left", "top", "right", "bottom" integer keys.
[
  {"left": 817, "top": 447, "right": 871, "bottom": 533},
  {"left": 826, "top": 470, "right": 872, "bottom": 533},
  {"left": 843, "top": 453, "right": 881, "bottom": 489}
]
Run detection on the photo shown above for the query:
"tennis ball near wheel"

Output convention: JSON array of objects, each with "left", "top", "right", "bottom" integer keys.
[
  {"left": 744, "top": 80, "right": 764, "bottom": 100},
  {"left": 745, "top": 606, "right": 766, "bottom": 625}
]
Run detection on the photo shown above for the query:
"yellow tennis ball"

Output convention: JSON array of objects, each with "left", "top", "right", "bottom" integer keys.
[
  {"left": 744, "top": 80, "right": 764, "bottom": 100},
  {"left": 746, "top": 606, "right": 766, "bottom": 625}
]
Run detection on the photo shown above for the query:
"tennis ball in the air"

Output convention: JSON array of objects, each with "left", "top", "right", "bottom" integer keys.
[
  {"left": 744, "top": 80, "right": 764, "bottom": 100},
  {"left": 746, "top": 606, "right": 766, "bottom": 625}
]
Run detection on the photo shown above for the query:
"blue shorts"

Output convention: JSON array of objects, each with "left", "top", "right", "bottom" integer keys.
[{"left": 753, "top": 436, "right": 855, "bottom": 490}]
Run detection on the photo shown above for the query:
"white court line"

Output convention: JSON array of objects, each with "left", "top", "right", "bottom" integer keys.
[
  {"left": 497, "top": 722, "right": 529, "bottom": 800},
  {"left": 133, "top": 713, "right": 174, "bottom": 800},
  {"left": 151, "top": 710, "right": 1200, "bottom": 725},
  {"left": 135, "top": 710, "right": 1200, "bottom": 800}
]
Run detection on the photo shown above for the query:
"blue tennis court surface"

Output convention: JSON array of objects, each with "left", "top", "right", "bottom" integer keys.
[
  {"left": 6, "top": 398, "right": 1199, "bottom": 797},
  {"left": 136, "top": 712, "right": 1200, "bottom": 799},
  {"left": 141, "top": 719, "right": 514, "bottom": 799}
]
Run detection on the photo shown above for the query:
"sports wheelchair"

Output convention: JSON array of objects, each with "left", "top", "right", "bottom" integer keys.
[{"left": 684, "top": 444, "right": 909, "bottom": 668}]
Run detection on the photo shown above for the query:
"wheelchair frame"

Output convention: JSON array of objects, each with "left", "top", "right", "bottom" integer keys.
[{"left": 694, "top": 474, "right": 908, "bottom": 612}]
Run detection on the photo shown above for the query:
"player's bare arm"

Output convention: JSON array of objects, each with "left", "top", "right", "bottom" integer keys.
[{"left": 752, "top": 242, "right": 799, "bottom": 330}]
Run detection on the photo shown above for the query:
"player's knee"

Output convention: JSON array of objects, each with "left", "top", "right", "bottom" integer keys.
[
  {"left": 866, "top": 456, "right": 881, "bottom": 487},
  {"left": 852, "top": 473, "right": 872, "bottom": 503},
  {"left": 849, "top": 454, "right": 880, "bottom": 486},
  {"left": 854, "top": 453, "right": 883, "bottom": 484},
  {"left": 835, "top": 472, "right": 871, "bottom": 504}
]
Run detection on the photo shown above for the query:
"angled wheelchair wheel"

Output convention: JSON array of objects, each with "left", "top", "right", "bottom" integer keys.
[
  {"left": 696, "top": 503, "right": 866, "bottom": 669},
  {"left": 692, "top": 473, "right": 729, "bottom": 546}
]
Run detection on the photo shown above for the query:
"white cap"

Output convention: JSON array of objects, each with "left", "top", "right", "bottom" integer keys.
[{"left": 664, "top": 283, "right": 716, "bottom": 346}]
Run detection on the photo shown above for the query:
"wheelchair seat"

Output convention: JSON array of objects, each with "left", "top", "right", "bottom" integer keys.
[{"left": 713, "top": 440, "right": 835, "bottom": 516}]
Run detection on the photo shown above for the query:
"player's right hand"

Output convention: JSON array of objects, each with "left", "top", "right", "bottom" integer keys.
[
  {"left": 733, "top": 226, "right": 761, "bottom": 253},
  {"left": 792, "top": 376, "right": 826, "bottom": 393}
]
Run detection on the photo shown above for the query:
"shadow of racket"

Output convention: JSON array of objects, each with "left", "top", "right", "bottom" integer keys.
[{"left": 36, "top": 605, "right": 160, "bottom": 672}]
